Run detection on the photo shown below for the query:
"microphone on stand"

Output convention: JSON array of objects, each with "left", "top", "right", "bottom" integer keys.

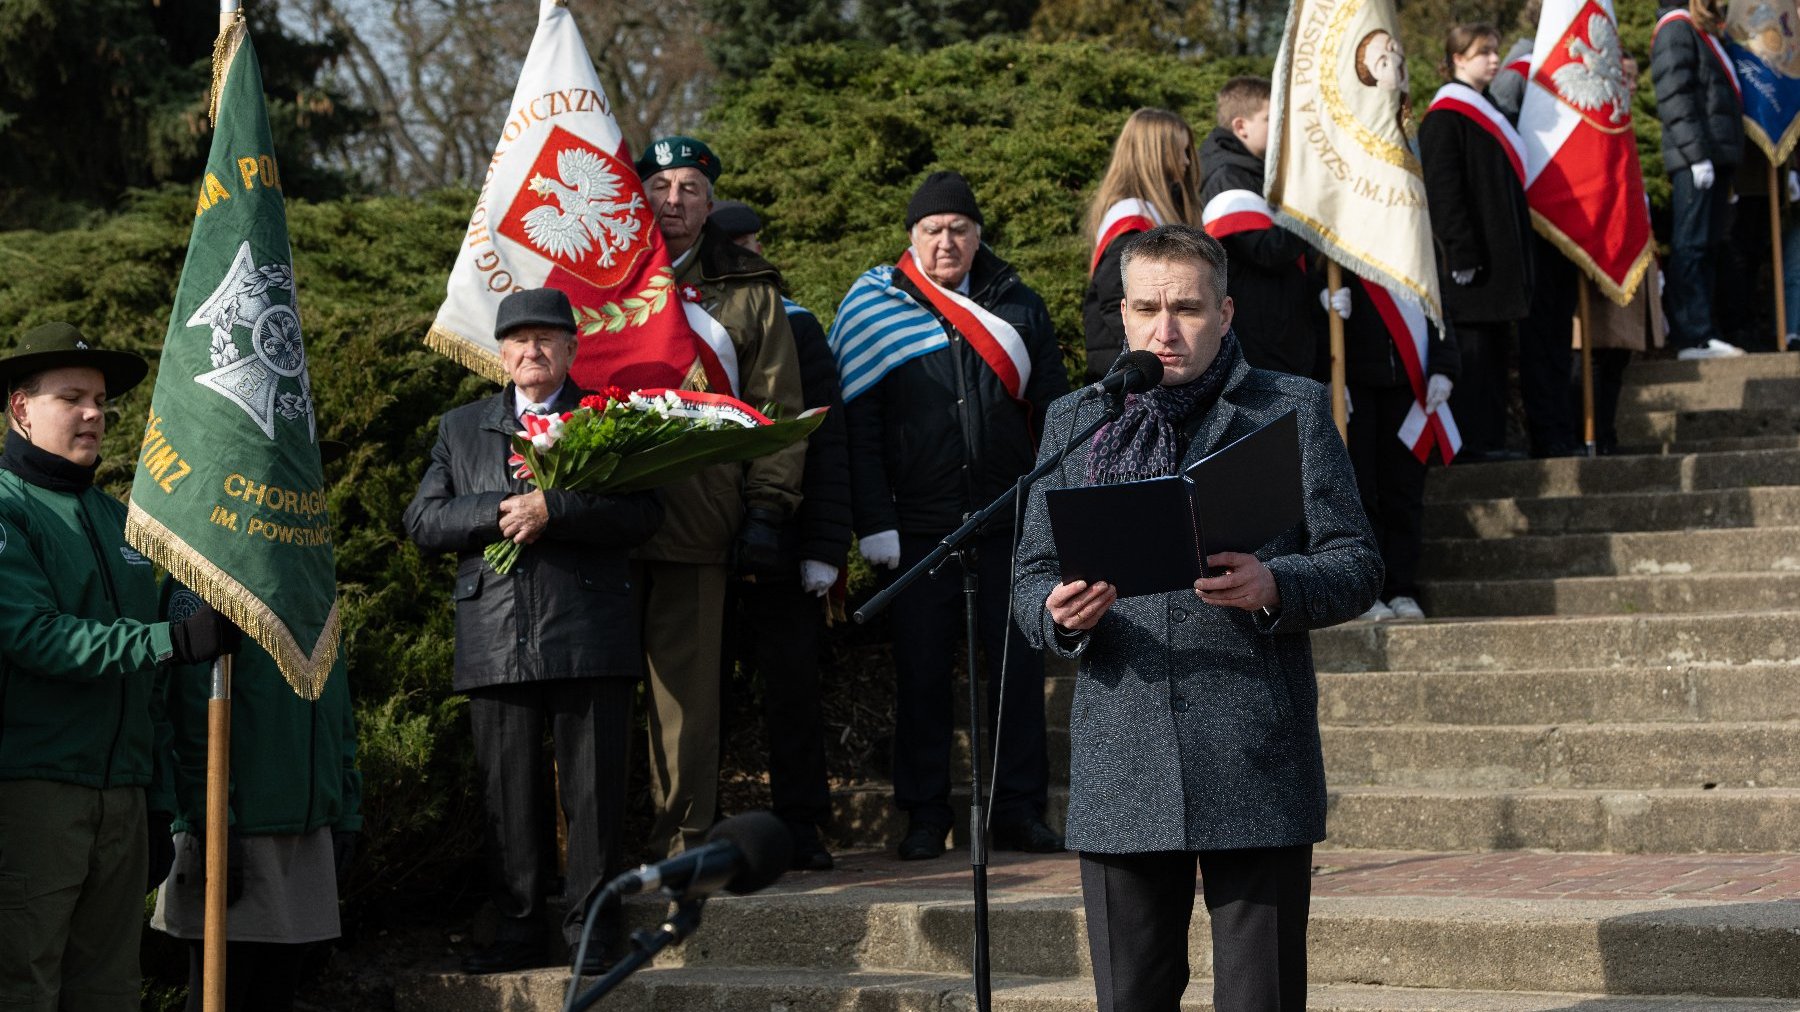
[
  {"left": 1080, "top": 349, "right": 1164, "bottom": 401},
  {"left": 602, "top": 810, "right": 793, "bottom": 902}
]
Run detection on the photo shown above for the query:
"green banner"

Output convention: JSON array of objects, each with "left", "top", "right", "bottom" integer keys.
[{"left": 126, "top": 22, "right": 338, "bottom": 700}]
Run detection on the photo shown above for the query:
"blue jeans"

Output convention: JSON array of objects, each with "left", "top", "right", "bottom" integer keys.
[
  {"left": 1784, "top": 215, "right": 1800, "bottom": 335},
  {"left": 1666, "top": 165, "right": 1737, "bottom": 350}
]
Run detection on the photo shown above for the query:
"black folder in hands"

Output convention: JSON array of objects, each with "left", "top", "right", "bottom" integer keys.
[{"left": 1045, "top": 409, "right": 1302, "bottom": 598}]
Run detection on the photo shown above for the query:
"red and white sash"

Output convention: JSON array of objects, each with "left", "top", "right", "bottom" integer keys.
[
  {"left": 1201, "top": 189, "right": 1277, "bottom": 238},
  {"left": 1360, "top": 279, "right": 1461, "bottom": 465},
  {"left": 1091, "top": 198, "right": 1161, "bottom": 272},
  {"left": 1430, "top": 82, "right": 1527, "bottom": 183},
  {"left": 1654, "top": 9, "right": 1742, "bottom": 103},
  {"left": 679, "top": 301, "right": 740, "bottom": 397},
  {"left": 897, "top": 249, "right": 1032, "bottom": 400}
]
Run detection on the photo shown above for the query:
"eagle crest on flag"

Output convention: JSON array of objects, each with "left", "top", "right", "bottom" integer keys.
[
  {"left": 521, "top": 147, "right": 646, "bottom": 268},
  {"left": 499, "top": 125, "right": 654, "bottom": 291},
  {"left": 1537, "top": 3, "right": 1633, "bottom": 131}
]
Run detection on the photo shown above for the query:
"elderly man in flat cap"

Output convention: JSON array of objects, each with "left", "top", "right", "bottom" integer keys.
[
  {"left": 633, "top": 136, "right": 806, "bottom": 860},
  {"left": 828, "top": 170, "right": 1069, "bottom": 860},
  {"left": 405, "top": 288, "right": 664, "bottom": 974},
  {"left": 0, "top": 323, "right": 237, "bottom": 1009}
]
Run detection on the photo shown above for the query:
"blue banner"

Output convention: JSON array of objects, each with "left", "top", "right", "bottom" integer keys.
[{"left": 1726, "top": 0, "right": 1800, "bottom": 162}]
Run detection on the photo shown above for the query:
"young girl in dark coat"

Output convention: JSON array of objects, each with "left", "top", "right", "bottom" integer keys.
[
  {"left": 1420, "top": 24, "right": 1535, "bottom": 461},
  {"left": 1081, "top": 108, "right": 1204, "bottom": 383}
]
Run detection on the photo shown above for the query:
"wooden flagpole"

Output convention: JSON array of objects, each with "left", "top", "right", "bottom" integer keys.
[
  {"left": 1770, "top": 158, "right": 1787, "bottom": 352},
  {"left": 1327, "top": 261, "right": 1348, "bottom": 442},
  {"left": 202, "top": 653, "right": 233, "bottom": 1012},
  {"left": 1577, "top": 277, "right": 1596, "bottom": 457}
]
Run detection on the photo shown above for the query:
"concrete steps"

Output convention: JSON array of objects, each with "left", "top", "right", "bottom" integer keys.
[
  {"left": 1422, "top": 447, "right": 1800, "bottom": 503},
  {"left": 399, "top": 964, "right": 1800, "bottom": 1011},
  {"left": 1311, "top": 611, "right": 1800, "bottom": 672},
  {"left": 1418, "top": 526, "right": 1800, "bottom": 580},
  {"left": 1616, "top": 405, "right": 1800, "bottom": 446},
  {"left": 1620, "top": 353, "right": 1800, "bottom": 387},
  {"left": 1423, "top": 485, "right": 1800, "bottom": 539},
  {"left": 1419, "top": 571, "right": 1800, "bottom": 617}
]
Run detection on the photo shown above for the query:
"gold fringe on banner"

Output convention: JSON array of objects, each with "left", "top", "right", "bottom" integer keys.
[
  {"left": 1747, "top": 117, "right": 1800, "bottom": 172},
  {"left": 1530, "top": 210, "right": 1655, "bottom": 309},
  {"left": 1273, "top": 203, "right": 1444, "bottom": 329},
  {"left": 126, "top": 502, "right": 341, "bottom": 701},
  {"left": 208, "top": 14, "right": 248, "bottom": 126},
  {"left": 424, "top": 323, "right": 508, "bottom": 385}
]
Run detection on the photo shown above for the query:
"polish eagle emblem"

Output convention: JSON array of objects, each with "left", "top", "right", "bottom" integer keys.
[
  {"left": 1535, "top": 5, "right": 1633, "bottom": 131},
  {"left": 519, "top": 148, "right": 647, "bottom": 268}
]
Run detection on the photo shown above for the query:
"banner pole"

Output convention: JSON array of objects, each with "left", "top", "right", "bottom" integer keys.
[
  {"left": 1327, "top": 260, "right": 1348, "bottom": 443},
  {"left": 1577, "top": 277, "right": 1596, "bottom": 457},
  {"left": 219, "top": 0, "right": 239, "bottom": 32},
  {"left": 1770, "top": 158, "right": 1787, "bottom": 352},
  {"left": 202, "top": 653, "right": 233, "bottom": 1012}
]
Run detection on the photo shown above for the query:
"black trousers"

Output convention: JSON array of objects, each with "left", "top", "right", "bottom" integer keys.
[
  {"left": 183, "top": 940, "right": 308, "bottom": 1012},
  {"left": 1519, "top": 238, "right": 1578, "bottom": 456},
  {"left": 1446, "top": 320, "right": 1513, "bottom": 457},
  {"left": 1587, "top": 348, "right": 1632, "bottom": 452},
  {"left": 467, "top": 677, "right": 634, "bottom": 947},
  {"left": 1346, "top": 384, "right": 1427, "bottom": 599},
  {"left": 887, "top": 531, "right": 1047, "bottom": 828},
  {"left": 1080, "top": 846, "right": 1313, "bottom": 1012},
  {"left": 726, "top": 576, "right": 832, "bottom": 830},
  {"left": 1667, "top": 164, "right": 1737, "bottom": 350}
]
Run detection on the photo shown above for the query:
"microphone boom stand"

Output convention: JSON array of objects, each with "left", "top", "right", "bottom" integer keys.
[
  {"left": 854, "top": 391, "right": 1123, "bottom": 1012},
  {"left": 565, "top": 897, "right": 706, "bottom": 1012}
]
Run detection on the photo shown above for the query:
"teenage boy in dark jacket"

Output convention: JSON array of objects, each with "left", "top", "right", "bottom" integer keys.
[
  {"left": 1653, "top": 0, "right": 1749, "bottom": 359},
  {"left": 1200, "top": 76, "right": 1332, "bottom": 380}
]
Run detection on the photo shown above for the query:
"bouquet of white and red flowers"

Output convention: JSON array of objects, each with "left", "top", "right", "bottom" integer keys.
[{"left": 487, "top": 386, "right": 825, "bottom": 573}]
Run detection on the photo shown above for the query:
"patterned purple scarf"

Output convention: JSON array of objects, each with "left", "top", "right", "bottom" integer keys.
[{"left": 1086, "top": 330, "right": 1239, "bottom": 485}]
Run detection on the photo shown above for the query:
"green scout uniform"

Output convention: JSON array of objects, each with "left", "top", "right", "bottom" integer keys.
[{"left": 0, "top": 455, "right": 174, "bottom": 1011}]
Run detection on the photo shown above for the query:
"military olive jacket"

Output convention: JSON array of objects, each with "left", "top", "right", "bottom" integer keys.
[{"left": 634, "top": 225, "right": 806, "bottom": 564}]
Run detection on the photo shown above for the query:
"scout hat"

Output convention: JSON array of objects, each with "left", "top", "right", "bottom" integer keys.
[
  {"left": 636, "top": 135, "right": 721, "bottom": 184},
  {"left": 0, "top": 322, "right": 148, "bottom": 398}
]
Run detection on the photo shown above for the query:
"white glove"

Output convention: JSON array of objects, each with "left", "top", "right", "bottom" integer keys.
[
  {"left": 1425, "top": 373, "right": 1453, "bottom": 414},
  {"left": 1691, "top": 159, "right": 1715, "bottom": 190},
  {"left": 1786, "top": 170, "right": 1799, "bottom": 203},
  {"left": 800, "top": 560, "right": 838, "bottom": 596},
  {"left": 1319, "top": 287, "right": 1352, "bottom": 320},
  {"left": 1451, "top": 268, "right": 1477, "bottom": 286},
  {"left": 859, "top": 530, "right": 901, "bottom": 570}
]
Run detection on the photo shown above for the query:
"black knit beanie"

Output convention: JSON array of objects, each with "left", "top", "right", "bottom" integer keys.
[{"left": 904, "top": 170, "right": 984, "bottom": 230}]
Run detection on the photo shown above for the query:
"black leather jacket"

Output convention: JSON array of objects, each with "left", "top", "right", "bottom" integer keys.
[{"left": 403, "top": 384, "right": 663, "bottom": 691}]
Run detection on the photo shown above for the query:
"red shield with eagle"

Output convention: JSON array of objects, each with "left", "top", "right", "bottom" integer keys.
[
  {"left": 497, "top": 125, "right": 656, "bottom": 289},
  {"left": 1533, "top": 0, "right": 1634, "bottom": 133}
]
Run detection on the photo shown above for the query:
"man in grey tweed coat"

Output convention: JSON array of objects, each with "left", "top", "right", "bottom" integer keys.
[{"left": 1014, "top": 225, "right": 1382, "bottom": 1011}]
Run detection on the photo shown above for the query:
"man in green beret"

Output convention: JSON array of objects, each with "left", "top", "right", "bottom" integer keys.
[
  {"left": 630, "top": 136, "right": 807, "bottom": 858},
  {"left": 0, "top": 322, "right": 237, "bottom": 1010}
]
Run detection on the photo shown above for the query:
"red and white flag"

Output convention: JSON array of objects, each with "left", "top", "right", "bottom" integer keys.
[
  {"left": 425, "top": 0, "right": 734, "bottom": 394},
  {"left": 1519, "top": 0, "right": 1654, "bottom": 305},
  {"left": 1360, "top": 280, "right": 1461, "bottom": 464}
]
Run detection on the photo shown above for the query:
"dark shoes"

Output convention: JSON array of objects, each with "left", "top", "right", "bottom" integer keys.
[
  {"left": 897, "top": 822, "right": 949, "bottom": 861},
  {"left": 460, "top": 937, "right": 546, "bottom": 975},
  {"left": 789, "top": 824, "right": 835, "bottom": 871},
  {"left": 574, "top": 945, "right": 616, "bottom": 976},
  {"left": 991, "top": 817, "right": 1064, "bottom": 854}
]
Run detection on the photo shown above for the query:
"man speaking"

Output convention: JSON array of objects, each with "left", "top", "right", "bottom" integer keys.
[{"left": 1013, "top": 225, "right": 1382, "bottom": 1011}]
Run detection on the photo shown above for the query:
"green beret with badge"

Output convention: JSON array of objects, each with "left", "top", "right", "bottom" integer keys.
[{"left": 636, "top": 135, "right": 721, "bottom": 184}]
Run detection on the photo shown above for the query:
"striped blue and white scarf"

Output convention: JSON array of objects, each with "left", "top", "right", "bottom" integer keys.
[{"left": 824, "top": 265, "right": 948, "bottom": 403}]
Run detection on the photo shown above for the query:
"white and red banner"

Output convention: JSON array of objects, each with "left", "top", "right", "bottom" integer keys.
[
  {"left": 426, "top": 0, "right": 734, "bottom": 394},
  {"left": 1360, "top": 279, "right": 1461, "bottom": 464},
  {"left": 1201, "top": 189, "right": 1277, "bottom": 239},
  {"left": 1429, "top": 82, "right": 1528, "bottom": 182},
  {"left": 1091, "top": 198, "right": 1160, "bottom": 272},
  {"left": 896, "top": 249, "right": 1032, "bottom": 400},
  {"left": 1521, "top": 0, "right": 1655, "bottom": 305},
  {"left": 1265, "top": 0, "right": 1442, "bottom": 327}
]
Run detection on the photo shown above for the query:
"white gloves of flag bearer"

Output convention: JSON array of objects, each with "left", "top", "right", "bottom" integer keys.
[
  {"left": 860, "top": 530, "right": 901, "bottom": 570},
  {"left": 801, "top": 560, "right": 838, "bottom": 596},
  {"left": 1425, "top": 374, "right": 1453, "bottom": 414},
  {"left": 1318, "top": 287, "right": 1352, "bottom": 320},
  {"left": 1691, "top": 160, "right": 1715, "bottom": 190}
]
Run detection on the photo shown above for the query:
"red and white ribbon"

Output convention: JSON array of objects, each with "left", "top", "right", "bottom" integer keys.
[
  {"left": 1091, "top": 198, "right": 1161, "bottom": 272},
  {"left": 1360, "top": 279, "right": 1461, "bottom": 465},
  {"left": 1430, "top": 82, "right": 1528, "bottom": 184},
  {"left": 896, "top": 249, "right": 1032, "bottom": 401}
]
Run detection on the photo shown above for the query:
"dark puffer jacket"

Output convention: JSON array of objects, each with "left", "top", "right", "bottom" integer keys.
[
  {"left": 403, "top": 383, "right": 664, "bottom": 691},
  {"left": 845, "top": 246, "right": 1069, "bottom": 538},
  {"left": 1652, "top": 7, "right": 1746, "bottom": 171},
  {"left": 782, "top": 302, "right": 852, "bottom": 570},
  {"left": 1199, "top": 127, "right": 1326, "bottom": 379}
]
